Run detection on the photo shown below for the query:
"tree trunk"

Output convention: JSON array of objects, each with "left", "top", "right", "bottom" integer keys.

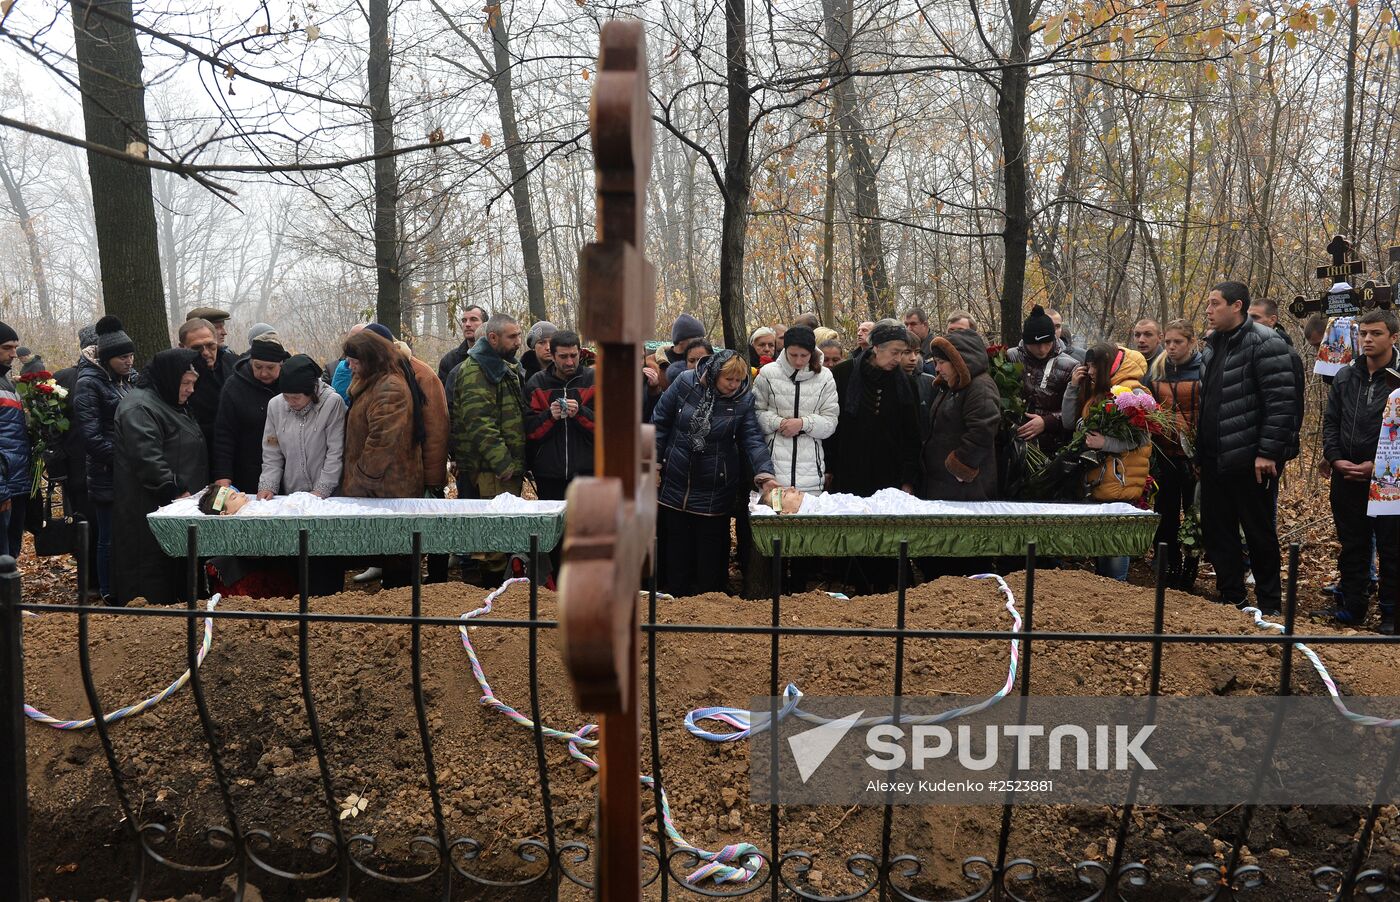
[
  {"left": 1339, "top": 0, "right": 1359, "bottom": 235},
  {"left": 69, "top": 0, "right": 167, "bottom": 359},
  {"left": 368, "top": 0, "right": 401, "bottom": 333},
  {"left": 153, "top": 173, "right": 181, "bottom": 324},
  {"left": 826, "top": 0, "right": 891, "bottom": 317},
  {"left": 489, "top": 6, "right": 547, "bottom": 322},
  {"left": 993, "top": 0, "right": 1033, "bottom": 346},
  {"left": 718, "top": 0, "right": 750, "bottom": 351},
  {"left": 820, "top": 111, "right": 836, "bottom": 327},
  {"left": 0, "top": 146, "right": 52, "bottom": 321}
]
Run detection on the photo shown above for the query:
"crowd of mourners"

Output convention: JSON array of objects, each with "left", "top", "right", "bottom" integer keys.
[{"left": 2, "top": 279, "right": 1393, "bottom": 632}]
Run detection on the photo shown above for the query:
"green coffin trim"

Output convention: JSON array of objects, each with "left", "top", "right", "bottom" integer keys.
[
  {"left": 147, "top": 513, "right": 564, "bottom": 557},
  {"left": 749, "top": 513, "right": 1159, "bottom": 558}
]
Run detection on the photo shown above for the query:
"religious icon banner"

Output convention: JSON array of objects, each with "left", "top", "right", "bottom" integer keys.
[
  {"left": 1367, "top": 387, "right": 1400, "bottom": 517},
  {"left": 1316, "top": 316, "right": 1359, "bottom": 378}
]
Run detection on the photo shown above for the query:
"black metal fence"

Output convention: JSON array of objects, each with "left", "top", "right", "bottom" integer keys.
[{"left": 3, "top": 523, "right": 1400, "bottom": 901}]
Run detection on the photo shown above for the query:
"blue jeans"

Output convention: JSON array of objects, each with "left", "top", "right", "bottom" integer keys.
[
  {"left": 95, "top": 503, "right": 113, "bottom": 597},
  {"left": 1096, "top": 555, "right": 1130, "bottom": 582}
]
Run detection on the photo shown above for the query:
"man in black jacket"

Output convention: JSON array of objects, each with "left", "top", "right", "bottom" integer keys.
[
  {"left": 1322, "top": 309, "right": 1399, "bottom": 633},
  {"left": 1197, "top": 281, "right": 1298, "bottom": 614},
  {"left": 179, "top": 317, "right": 226, "bottom": 463},
  {"left": 524, "top": 331, "right": 595, "bottom": 501},
  {"left": 54, "top": 323, "right": 100, "bottom": 588},
  {"left": 524, "top": 331, "right": 594, "bottom": 573},
  {"left": 212, "top": 339, "right": 289, "bottom": 493},
  {"left": 1250, "top": 297, "right": 1307, "bottom": 465}
]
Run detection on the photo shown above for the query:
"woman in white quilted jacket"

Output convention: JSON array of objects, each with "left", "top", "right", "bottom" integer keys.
[{"left": 752, "top": 326, "right": 840, "bottom": 494}]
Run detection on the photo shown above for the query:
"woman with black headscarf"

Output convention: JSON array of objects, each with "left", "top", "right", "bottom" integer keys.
[{"left": 112, "top": 348, "right": 208, "bottom": 605}]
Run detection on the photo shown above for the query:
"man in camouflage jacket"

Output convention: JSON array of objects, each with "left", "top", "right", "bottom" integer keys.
[
  {"left": 452, "top": 314, "right": 527, "bottom": 500},
  {"left": 451, "top": 313, "right": 527, "bottom": 584}
]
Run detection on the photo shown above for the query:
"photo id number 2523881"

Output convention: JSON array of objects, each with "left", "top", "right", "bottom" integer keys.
[{"left": 985, "top": 780, "right": 1054, "bottom": 793}]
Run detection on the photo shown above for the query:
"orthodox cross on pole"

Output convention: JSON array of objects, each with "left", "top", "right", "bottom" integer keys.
[
  {"left": 558, "top": 19, "right": 657, "bottom": 902},
  {"left": 1290, "top": 234, "right": 1394, "bottom": 319}
]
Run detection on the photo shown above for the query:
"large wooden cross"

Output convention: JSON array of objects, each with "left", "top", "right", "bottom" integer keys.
[
  {"left": 558, "top": 19, "right": 657, "bottom": 901},
  {"left": 1290, "top": 234, "right": 1394, "bottom": 319}
]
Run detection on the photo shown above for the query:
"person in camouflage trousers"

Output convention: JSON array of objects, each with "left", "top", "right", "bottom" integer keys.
[{"left": 451, "top": 313, "right": 527, "bottom": 584}]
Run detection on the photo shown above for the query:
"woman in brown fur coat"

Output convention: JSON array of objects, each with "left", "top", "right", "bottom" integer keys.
[{"left": 340, "top": 330, "right": 424, "bottom": 499}]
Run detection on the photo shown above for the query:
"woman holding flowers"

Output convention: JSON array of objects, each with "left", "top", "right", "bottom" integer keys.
[{"left": 1062, "top": 342, "right": 1153, "bottom": 580}]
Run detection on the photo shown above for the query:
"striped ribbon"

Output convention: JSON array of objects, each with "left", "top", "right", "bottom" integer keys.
[
  {"left": 1241, "top": 605, "right": 1400, "bottom": 728},
  {"left": 685, "top": 573, "right": 1023, "bottom": 742},
  {"left": 24, "top": 594, "right": 220, "bottom": 730}
]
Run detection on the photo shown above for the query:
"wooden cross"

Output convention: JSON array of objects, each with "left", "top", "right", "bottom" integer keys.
[
  {"left": 1290, "top": 279, "right": 1395, "bottom": 320},
  {"left": 1290, "top": 234, "right": 1393, "bottom": 319},
  {"left": 557, "top": 19, "right": 657, "bottom": 902},
  {"left": 1316, "top": 234, "right": 1367, "bottom": 280}
]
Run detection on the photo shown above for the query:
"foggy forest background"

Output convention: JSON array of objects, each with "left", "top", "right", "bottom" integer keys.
[{"left": 1, "top": 0, "right": 1398, "bottom": 365}]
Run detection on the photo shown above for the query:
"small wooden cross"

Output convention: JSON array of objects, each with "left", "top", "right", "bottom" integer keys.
[
  {"left": 1315, "top": 234, "right": 1367, "bottom": 280},
  {"left": 557, "top": 19, "right": 657, "bottom": 902}
]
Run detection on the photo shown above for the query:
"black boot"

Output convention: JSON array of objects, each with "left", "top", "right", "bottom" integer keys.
[{"left": 1178, "top": 554, "right": 1200, "bottom": 591}]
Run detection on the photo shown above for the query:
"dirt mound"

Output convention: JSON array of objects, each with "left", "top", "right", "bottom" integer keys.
[{"left": 22, "top": 569, "right": 1400, "bottom": 900}]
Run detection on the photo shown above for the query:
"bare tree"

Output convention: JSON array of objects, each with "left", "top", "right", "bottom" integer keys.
[{"left": 69, "top": 0, "right": 168, "bottom": 357}]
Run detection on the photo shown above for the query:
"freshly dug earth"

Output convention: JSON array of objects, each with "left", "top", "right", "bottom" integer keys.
[{"left": 23, "top": 570, "right": 1400, "bottom": 901}]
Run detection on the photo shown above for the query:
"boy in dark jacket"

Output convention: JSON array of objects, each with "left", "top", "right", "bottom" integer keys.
[
  {"left": 1322, "top": 308, "right": 1400, "bottom": 632},
  {"left": 1006, "top": 306, "right": 1078, "bottom": 454},
  {"left": 1197, "top": 281, "right": 1298, "bottom": 614}
]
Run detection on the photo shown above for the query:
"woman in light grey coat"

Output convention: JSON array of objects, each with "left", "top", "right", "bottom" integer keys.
[{"left": 257, "top": 355, "right": 346, "bottom": 498}]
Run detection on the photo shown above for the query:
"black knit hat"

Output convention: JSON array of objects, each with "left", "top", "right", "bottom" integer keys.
[
  {"left": 249, "top": 339, "right": 291, "bottom": 363},
  {"left": 278, "top": 354, "right": 322, "bottom": 395},
  {"left": 783, "top": 325, "right": 817, "bottom": 354},
  {"left": 1022, "top": 305, "right": 1055, "bottom": 344},
  {"left": 0, "top": 322, "right": 18, "bottom": 346},
  {"left": 869, "top": 322, "right": 911, "bottom": 347},
  {"left": 95, "top": 315, "right": 135, "bottom": 363}
]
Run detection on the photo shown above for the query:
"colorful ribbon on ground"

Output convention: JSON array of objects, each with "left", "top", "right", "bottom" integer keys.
[
  {"left": 24, "top": 594, "right": 220, "bottom": 730},
  {"left": 685, "top": 573, "right": 1023, "bottom": 742},
  {"left": 458, "top": 579, "right": 763, "bottom": 884},
  {"left": 1241, "top": 605, "right": 1400, "bottom": 728}
]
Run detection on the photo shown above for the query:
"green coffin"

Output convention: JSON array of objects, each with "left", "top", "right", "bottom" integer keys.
[
  {"left": 749, "top": 506, "right": 1159, "bottom": 558},
  {"left": 148, "top": 496, "right": 565, "bottom": 557}
]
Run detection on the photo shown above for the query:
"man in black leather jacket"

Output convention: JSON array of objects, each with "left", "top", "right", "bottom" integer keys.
[{"left": 1196, "top": 281, "right": 1298, "bottom": 614}]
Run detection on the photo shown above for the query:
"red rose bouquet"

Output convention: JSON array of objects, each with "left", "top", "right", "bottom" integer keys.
[{"left": 15, "top": 370, "right": 70, "bottom": 497}]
